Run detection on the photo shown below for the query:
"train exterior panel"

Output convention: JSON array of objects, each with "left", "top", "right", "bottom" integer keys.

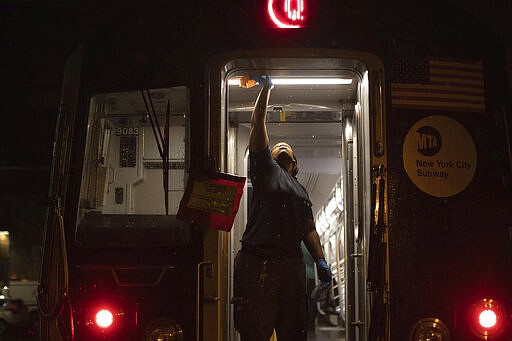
[{"left": 38, "top": 1, "right": 512, "bottom": 341}]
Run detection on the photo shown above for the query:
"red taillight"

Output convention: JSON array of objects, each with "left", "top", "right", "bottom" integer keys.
[
  {"left": 85, "top": 302, "right": 125, "bottom": 336},
  {"left": 478, "top": 309, "right": 497, "bottom": 329},
  {"left": 95, "top": 308, "right": 114, "bottom": 329},
  {"left": 468, "top": 298, "right": 507, "bottom": 340}
]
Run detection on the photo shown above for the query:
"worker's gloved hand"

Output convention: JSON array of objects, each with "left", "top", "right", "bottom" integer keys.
[
  {"left": 239, "top": 75, "right": 274, "bottom": 89},
  {"left": 316, "top": 259, "right": 333, "bottom": 287},
  {"left": 252, "top": 75, "right": 274, "bottom": 89}
]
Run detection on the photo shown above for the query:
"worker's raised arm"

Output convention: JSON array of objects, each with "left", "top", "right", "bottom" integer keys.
[{"left": 249, "top": 80, "right": 273, "bottom": 152}]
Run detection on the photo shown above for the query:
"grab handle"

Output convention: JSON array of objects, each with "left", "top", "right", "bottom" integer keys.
[{"left": 196, "top": 261, "right": 214, "bottom": 341}]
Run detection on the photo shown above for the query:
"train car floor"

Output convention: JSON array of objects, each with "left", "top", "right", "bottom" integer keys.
[
  {"left": 307, "top": 329, "right": 346, "bottom": 341},
  {"left": 308, "top": 317, "right": 345, "bottom": 341}
]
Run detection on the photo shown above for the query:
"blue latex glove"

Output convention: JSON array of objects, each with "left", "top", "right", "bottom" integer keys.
[
  {"left": 316, "top": 259, "right": 333, "bottom": 287},
  {"left": 252, "top": 75, "right": 274, "bottom": 89}
]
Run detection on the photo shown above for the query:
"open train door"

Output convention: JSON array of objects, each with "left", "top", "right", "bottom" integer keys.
[
  {"left": 205, "top": 50, "right": 388, "bottom": 341},
  {"left": 38, "top": 44, "right": 84, "bottom": 341}
]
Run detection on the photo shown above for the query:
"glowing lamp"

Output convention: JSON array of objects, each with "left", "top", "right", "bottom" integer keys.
[
  {"left": 268, "top": 0, "right": 306, "bottom": 28},
  {"left": 478, "top": 309, "right": 497, "bottom": 329},
  {"left": 468, "top": 298, "right": 507, "bottom": 340},
  {"left": 85, "top": 302, "right": 125, "bottom": 335},
  {"left": 95, "top": 309, "right": 114, "bottom": 329}
]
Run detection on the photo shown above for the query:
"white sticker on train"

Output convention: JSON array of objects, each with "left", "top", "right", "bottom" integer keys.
[{"left": 403, "top": 115, "right": 477, "bottom": 197}]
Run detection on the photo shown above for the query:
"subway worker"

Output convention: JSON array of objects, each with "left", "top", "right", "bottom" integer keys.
[{"left": 233, "top": 76, "right": 332, "bottom": 341}]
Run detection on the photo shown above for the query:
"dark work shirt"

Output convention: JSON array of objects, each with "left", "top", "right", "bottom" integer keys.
[{"left": 241, "top": 146, "right": 314, "bottom": 257}]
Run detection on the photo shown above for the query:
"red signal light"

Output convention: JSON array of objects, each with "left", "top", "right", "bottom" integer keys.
[
  {"left": 84, "top": 302, "right": 125, "bottom": 335},
  {"left": 95, "top": 308, "right": 114, "bottom": 329},
  {"left": 478, "top": 309, "right": 497, "bottom": 329},
  {"left": 267, "top": 0, "right": 305, "bottom": 28},
  {"left": 468, "top": 298, "right": 507, "bottom": 340}
]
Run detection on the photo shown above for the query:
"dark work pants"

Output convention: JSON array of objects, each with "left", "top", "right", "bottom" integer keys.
[{"left": 233, "top": 249, "right": 307, "bottom": 341}]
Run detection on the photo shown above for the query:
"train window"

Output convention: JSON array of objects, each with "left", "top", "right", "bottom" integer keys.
[{"left": 75, "top": 87, "right": 190, "bottom": 247}]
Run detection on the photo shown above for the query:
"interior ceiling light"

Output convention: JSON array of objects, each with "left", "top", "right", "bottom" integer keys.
[{"left": 228, "top": 78, "right": 352, "bottom": 85}]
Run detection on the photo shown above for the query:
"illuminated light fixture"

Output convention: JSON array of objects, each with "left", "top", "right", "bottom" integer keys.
[
  {"left": 468, "top": 298, "right": 508, "bottom": 340},
  {"left": 344, "top": 122, "right": 353, "bottom": 143},
  {"left": 228, "top": 78, "right": 352, "bottom": 86},
  {"left": 315, "top": 210, "right": 329, "bottom": 233},
  {"left": 479, "top": 309, "right": 497, "bottom": 329},
  {"left": 335, "top": 182, "right": 343, "bottom": 211},
  {"left": 410, "top": 317, "right": 450, "bottom": 341},
  {"left": 268, "top": 0, "right": 304, "bottom": 28},
  {"left": 95, "top": 309, "right": 114, "bottom": 329},
  {"left": 325, "top": 196, "right": 338, "bottom": 218},
  {"left": 85, "top": 302, "right": 125, "bottom": 335}
]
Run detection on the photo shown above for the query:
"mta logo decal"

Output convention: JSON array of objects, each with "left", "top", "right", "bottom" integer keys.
[{"left": 416, "top": 126, "right": 442, "bottom": 156}]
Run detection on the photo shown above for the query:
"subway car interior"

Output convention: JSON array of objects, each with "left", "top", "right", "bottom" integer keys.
[
  {"left": 77, "top": 56, "right": 372, "bottom": 340},
  {"left": 225, "top": 57, "right": 371, "bottom": 341}
]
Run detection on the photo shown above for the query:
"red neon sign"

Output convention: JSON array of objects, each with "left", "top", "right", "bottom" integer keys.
[{"left": 267, "top": 0, "right": 305, "bottom": 28}]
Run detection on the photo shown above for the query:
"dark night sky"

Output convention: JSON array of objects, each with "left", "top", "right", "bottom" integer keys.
[
  {"left": 1, "top": 1, "right": 510, "bottom": 171},
  {"left": 1, "top": 1, "right": 106, "bottom": 281},
  {"left": 0, "top": 1, "right": 510, "bottom": 194},
  {"left": 2, "top": 3, "right": 88, "bottom": 169}
]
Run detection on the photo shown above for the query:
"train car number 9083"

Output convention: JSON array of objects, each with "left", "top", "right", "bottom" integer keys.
[{"left": 115, "top": 127, "right": 139, "bottom": 136}]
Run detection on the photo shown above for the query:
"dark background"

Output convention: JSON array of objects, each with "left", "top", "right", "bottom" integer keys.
[
  {"left": 1, "top": 2, "right": 92, "bottom": 283},
  {"left": 1, "top": 0, "right": 511, "bottom": 282}
]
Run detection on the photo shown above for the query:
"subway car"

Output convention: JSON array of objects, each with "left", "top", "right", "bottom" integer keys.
[{"left": 38, "top": 1, "right": 512, "bottom": 340}]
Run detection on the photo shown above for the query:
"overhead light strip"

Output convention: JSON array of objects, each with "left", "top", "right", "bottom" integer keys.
[{"left": 228, "top": 78, "right": 352, "bottom": 85}]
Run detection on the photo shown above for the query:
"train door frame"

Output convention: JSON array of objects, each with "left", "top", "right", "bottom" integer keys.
[
  {"left": 204, "top": 49, "right": 388, "bottom": 341},
  {"left": 39, "top": 44, "right": 85, "bottom": 341}
]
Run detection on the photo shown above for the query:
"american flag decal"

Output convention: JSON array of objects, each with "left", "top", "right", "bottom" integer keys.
[{"left": 391, "top": 57, "right": 485, "bottom": 112}]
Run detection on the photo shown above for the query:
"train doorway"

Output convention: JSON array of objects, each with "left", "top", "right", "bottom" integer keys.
[{"left": 208, "top": 51, "right": 384, "bottom": 341}]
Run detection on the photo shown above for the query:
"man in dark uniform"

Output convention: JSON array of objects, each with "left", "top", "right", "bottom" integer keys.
[{"left": 233, "top": 77, "right": 332, "bottom": 341}]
